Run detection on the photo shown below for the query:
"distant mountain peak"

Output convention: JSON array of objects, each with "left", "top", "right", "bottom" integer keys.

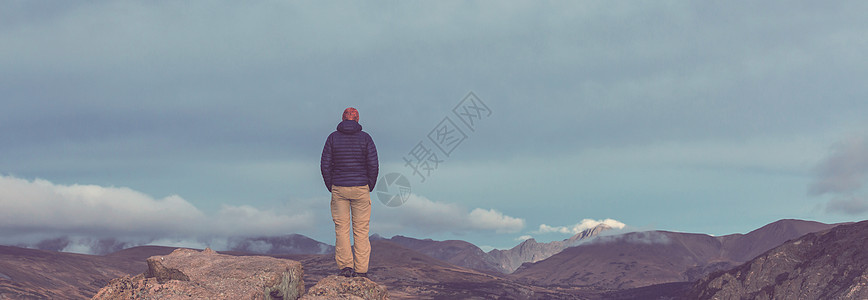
[
  {"left": 489, "top": 223, "right": 615, "bottom": 273},
  {"left": 722, "top": 219, "right": 838, "bottom": 262},
  {"left": 517, "top": 237, "right": 538, "bottom": 245},
  {"left": 566, "top": 224, "right": 613, "bottom": 243}
]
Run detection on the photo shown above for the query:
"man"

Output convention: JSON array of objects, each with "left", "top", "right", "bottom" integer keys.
[{"left": 320, "top": 107, "right": 379, "bottom": 278}]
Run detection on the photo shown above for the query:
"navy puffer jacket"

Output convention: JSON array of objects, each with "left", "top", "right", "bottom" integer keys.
[{"left": 320, "top": 120, "right": 379, "bottom": 192}]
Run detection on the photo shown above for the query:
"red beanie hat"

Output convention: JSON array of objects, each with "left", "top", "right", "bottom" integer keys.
[{"left": 342, "top": 107, "right": 359, "bottom": 122}]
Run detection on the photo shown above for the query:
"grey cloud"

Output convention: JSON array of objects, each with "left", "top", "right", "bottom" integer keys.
[
  {"left": 4, "top": 1, "right": 868, "bottom": 166},
  {"left": 809, "top": 136, "right": 868, "bottom": 196},
  {"left": 809, "top": 135, "right": 868, "bottom": 215},
  {"left": 826, "top": 196, "right": 868, "bottom": 215}
]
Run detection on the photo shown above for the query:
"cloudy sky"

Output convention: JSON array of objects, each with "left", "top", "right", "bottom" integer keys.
[{"left": 2, "top": 1, "right": 868, "bottom": 253}]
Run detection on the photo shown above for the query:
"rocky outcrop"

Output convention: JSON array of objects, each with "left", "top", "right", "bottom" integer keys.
[
  {"left": 689, "top": 220, "right": 868, "bottom": 300},
  {"left": 92, "top": 248, "right": 304, "bottom": 300},
  {"left": 300, "top": 275, "right": 389, "bottom": 300}
]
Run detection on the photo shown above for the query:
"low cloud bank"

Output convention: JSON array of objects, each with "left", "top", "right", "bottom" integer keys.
[
  {"left": 0, "top": 175, "right": 526, "bottom": 254},
  {"left": 0, "top": 175, "right": 314, "bottom": 254},
  {"left": 372, "top": 193, "right": 525, "bottom": 235}
]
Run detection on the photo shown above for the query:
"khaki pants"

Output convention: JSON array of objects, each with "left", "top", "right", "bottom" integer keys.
[{"left": 330, "top": 185, "right": 372, "bottom": 273}]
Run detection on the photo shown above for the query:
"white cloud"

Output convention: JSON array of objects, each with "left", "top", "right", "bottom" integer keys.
[
  {"left": 468, "top": 208, "right": 525, "bottom": 234},
  {"left": 515, "top": 235, "right": 533, "bottom": 241},
  {"left": 0, "top": 175, "right": 205, "bottom": 235},
  {"left": 213, "top": 205, "right": 315, "bottom": 237},
  {"left": 372, "top": 193, "right": 525, "bottom": 235},
  {"left": 536, "top": 218, "right": 626, "bottom": 235},
  {"left": 0, "top": 175, "right": 315, "bottom": 252}
]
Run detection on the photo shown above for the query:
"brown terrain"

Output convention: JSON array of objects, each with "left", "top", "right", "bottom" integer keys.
[
  {"left": 0, "top": 245, "right": 175, "bottom": 299},
  {"left": 0, "top": 219, "right": 860, "bottom": 299}
]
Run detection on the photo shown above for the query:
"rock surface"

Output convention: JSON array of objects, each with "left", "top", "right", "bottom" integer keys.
[
  {"left": 300, "top": 275, "right": 389, "bottom": 300},
  {"left": 92, "top": 248, "right": 304, "bottom": 300},
  {"left": 689, "top": 220, "right": 868, "bottom": 300}
]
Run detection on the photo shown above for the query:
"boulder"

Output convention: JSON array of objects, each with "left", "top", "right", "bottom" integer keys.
[
  {"left": 92, "top": 248, "right": 304, "bottom": 300},
  {"left": 301, "top": 275, "right": 388, "bottom": 300}
]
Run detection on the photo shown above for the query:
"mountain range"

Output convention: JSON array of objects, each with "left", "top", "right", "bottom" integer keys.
[
  {"left": 511, "top": 219, "right": 837, "bottom": 290},
  {"left": 377, "top": 223, "right": 613, "bottom": 274},
  {"left": 491, "top": 224, "right": 613, "bottom": 273},
  {"left": 687, "top": 220, "right": 868, "bottom": 299},
  {"left": 0, "top": 219, "right": 863, "bottom": 299}
]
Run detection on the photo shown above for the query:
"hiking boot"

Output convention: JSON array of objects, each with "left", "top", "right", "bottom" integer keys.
[
  {"left": 353, "top": 271, "right": 368, "bottom": 278},
  {"left": 339, "top": 267, "right": 354, "bottom": 277}
]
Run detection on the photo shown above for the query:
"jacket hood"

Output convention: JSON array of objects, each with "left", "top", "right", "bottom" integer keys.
[{"left": 337, "top": 120, "right": 362, "bottom": 134}]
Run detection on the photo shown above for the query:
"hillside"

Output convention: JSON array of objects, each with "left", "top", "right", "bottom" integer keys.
[
  {"left": 689, "top": 220, "right": 868, "bottom": 299},
  {"left": 511, "top": 219, "right": 838, "bottom": 290},
  {"left": 0, "top": 245, "right": 176, "bottom": 299}
]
